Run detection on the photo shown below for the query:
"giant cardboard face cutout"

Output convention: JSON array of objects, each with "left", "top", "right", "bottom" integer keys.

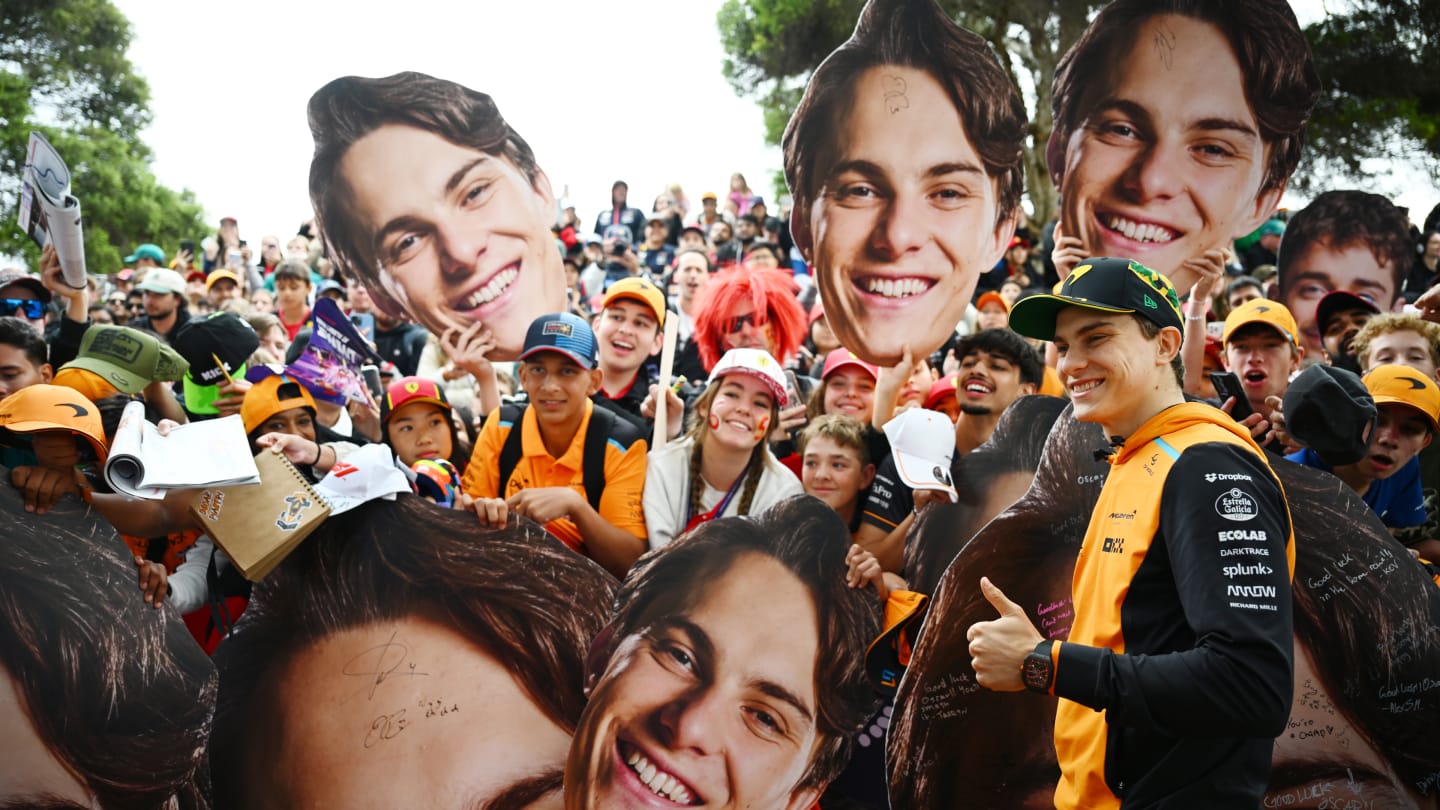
[
  {"left": 783, "top": 0, "right": 1027, "bottom": 367},
  {"left": 308, "top": 72, "right": 567, "bottom": 360}
]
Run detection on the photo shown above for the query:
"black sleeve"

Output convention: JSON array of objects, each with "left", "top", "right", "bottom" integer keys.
[
  {"left": 861, "top": 455, "right": 914, "bottom": 531},
  {"left": 1055, "top": 442, "right": 1294, "bottom": 738},
  {"left": 48, "top": 315, "right": 90, "bottom": 369}
]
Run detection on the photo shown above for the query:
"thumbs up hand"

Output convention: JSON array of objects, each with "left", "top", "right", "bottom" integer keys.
[{"left": 966, "top": 576, "right": 1045, "bottom": 692}]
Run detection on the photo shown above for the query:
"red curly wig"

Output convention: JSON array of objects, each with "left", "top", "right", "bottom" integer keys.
[{"left": 692, "top": 268, "right": 807, "bottom": 371}]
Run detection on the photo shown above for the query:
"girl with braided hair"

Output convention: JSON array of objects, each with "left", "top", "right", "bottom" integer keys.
[{"left": 642, "top": 348, "right": 803, "bottom": 548}]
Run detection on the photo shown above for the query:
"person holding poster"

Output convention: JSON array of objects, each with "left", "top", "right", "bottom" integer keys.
[
  {"left": 565, "top": 496, "right": 878, "bottom": 810},
  {"left": 1046, "top": 0, "right": 1320, "bottom": 295},
  {"left": 307, "top": 72, "right": 567, "bottom": 360},
  {"left": 967, "top": 257, "right": 1296, "bottom": 808},
  {"left": 782, "top": 0, "right": 1027, "bottom": 367}
]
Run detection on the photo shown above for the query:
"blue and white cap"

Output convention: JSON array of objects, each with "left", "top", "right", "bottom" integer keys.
[{"left": 520, "top": 312, "right": 598, "bottom": 369}]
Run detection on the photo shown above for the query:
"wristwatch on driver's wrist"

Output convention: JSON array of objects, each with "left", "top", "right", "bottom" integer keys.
[{"left": 1021, "top": 640, "right": 1055, "bottom": 693}]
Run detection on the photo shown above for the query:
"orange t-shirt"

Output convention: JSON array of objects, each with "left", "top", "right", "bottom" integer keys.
[{"left": 461, "top": 399, "right": 648, "bottom": 553}]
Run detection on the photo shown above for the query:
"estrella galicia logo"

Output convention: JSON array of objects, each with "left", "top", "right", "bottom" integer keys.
[{"left": 1214, "top": 488, "right": 1258, "bottom": 522}]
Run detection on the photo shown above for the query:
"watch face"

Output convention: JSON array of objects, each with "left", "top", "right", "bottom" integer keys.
[{"left": 1023, "top": 653, "right": 1052, "bottom": 692}]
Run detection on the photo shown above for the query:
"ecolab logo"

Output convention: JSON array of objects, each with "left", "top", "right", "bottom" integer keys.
[
  {"left": 1214, "top": 488, "right": 1258, "bottom": 522},
  {"left": 1223, "top": 562, "right": 1273, "bottom": 579},
  {"left": 1217, "top": 530, "right": 1267, "bottom": 542}
]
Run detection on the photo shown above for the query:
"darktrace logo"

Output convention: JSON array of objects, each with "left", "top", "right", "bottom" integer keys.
[{"left": 1214, "top": 488, "right": 1258, "bottom": 522}]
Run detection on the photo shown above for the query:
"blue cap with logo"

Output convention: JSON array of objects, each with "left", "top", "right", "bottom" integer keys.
[{"left": 520, "top": 312, "right": 598, "bottom": 369}]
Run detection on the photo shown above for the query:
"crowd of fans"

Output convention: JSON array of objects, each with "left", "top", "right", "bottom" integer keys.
[
  {"left": 2, "top": 167, "right": 1440, "bottom": 804},
  {"left": 4, "top": 181, "right": 1440, "bottom": 602}
]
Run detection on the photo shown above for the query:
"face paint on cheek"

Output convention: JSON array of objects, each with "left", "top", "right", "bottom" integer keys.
[
  {"left": 709, "top": 412, "right": 721, "bottom": 431},
  {"left": 754, "top": 415, "right": 771, "bottom": 442}
]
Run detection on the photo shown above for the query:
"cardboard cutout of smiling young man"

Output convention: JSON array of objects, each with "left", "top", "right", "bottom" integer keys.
[
  {"left": 784, "top": 0, "right": 1028, "bottom": 368},
  {"left": 565, "top": 497, "right": 879, "bottom": 810},
  {"left": 1046, "top": 0, "right": 1320, "bottom": 296},
  {"left": 308, "top": 72, "right": 567, "bottom": 360}
]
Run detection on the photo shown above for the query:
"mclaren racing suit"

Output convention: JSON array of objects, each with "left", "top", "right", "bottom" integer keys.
[{"left": 1050, "top": 402, "right": 1296, "bottom": 808}]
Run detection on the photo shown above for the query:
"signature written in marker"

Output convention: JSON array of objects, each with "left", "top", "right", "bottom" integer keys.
[
  {"left": 364, "top": 709, "right": 409, "bottom": 749},
  {"left": 342, "top": 630, "right": 431, "bottom": 699},
  {"left": 362, "top": 698, "right": 461, "bottom": 750}
]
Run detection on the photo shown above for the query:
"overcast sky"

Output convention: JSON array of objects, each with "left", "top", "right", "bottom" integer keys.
[{"left": 112, "top": 0, "right": 1437, "bottom": 247}]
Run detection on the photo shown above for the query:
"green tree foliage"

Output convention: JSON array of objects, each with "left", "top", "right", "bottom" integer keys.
[
  {"left": 1294, "top": 0, "right": 1440, "bottom": 196},
  {"left": 717, "top": 0, "right": 1102, "bottom": 231},
  {"left": 0, "top": 0, "right": 206, "bottom": 272}
]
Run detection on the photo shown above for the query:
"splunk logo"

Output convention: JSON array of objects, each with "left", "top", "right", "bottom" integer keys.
[
  {"left": 1223, "top": 562, "right": 1273, "bottom": 579},
  {"left": 1214, "top": 488, "right": 1258, "bottom": 522}
]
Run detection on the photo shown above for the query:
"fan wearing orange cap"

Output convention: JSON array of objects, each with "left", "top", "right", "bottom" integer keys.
[
  {"left": 1222, "top": 298, "right": 1304, "bottom": 423},
  {"left": 592, "top": 277, "right": 666, "bottom": 432},
  {"left": 0, "top": 384, "right": 109, "bottom": 510},
  {"left": 242, "top": 373, "right": 354, "bottom": 479},
  {"left": 1286, "top": 365, "right": 1440, "bottom": 532},
  {"left": 0, "top": 385, "right": 185, "bottom": 608},
  {"left": 974, "top": 291, "right": 1012, "bottom": 332}
]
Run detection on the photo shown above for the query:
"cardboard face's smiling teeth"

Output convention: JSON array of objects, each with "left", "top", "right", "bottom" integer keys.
[
  {"left": 862, "top": 277, "right": 932, "bottom": 298},
  {"left": 458, "top": 265, "right": 518, "bottom": 309},
  {"left": 625, "top": 747, "right": 697, "bottom": 805},
  {"left": 1106, "top": 215, "right": 1177, "bottom": 244}
]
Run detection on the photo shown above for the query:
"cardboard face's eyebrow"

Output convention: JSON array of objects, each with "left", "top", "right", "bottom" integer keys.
[
  {"left": 1265, "top": 757, "right": 1404, "bottom": 805},
  {"left": 470, "top": 766, "right": 564, "bottom": 810},
  {"left": 1088, "top": 98, "right": 1258, "bottom": 143},
  {"left": 826, "top": 158, "right": 983, "bottom": 184},
  {"left": 751, "top": 678, "right": 815, "bottom": 729},
  {"left": 371, "top": 155, "right": 492, "bottom": 251}
]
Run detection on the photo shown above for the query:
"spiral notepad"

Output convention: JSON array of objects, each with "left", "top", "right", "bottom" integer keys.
[{"left": 188, "top": 449, "right": 331, "bottom": 581}]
